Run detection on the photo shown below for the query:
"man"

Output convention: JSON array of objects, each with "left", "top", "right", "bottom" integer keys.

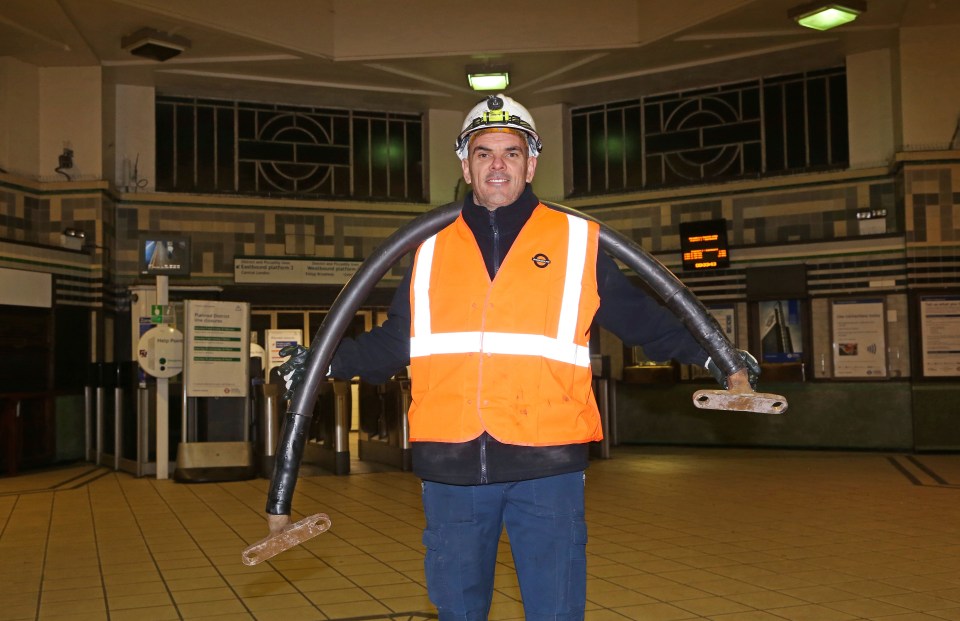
[{"left": 283, "top": 94, "right": 756, "bottom": 620}]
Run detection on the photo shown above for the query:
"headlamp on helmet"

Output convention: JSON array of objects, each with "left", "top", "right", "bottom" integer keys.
[{"left": 455, "top": 94, "right": 542, "bottom": 160}]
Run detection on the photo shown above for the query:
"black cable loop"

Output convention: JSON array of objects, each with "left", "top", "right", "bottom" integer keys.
[{"left": 266, "top": 200, "right": 743, "bottom": 515}]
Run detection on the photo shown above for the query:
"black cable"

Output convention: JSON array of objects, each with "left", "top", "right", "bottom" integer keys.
[
  {"left": 543, "top": 201, "right": 743, "bottom": 376},
  {"left": 266, "top": 201, "right": 463, "bottom": 515},
  {"left": 266, "top": 200, "right": 744, "bottom": 515}
]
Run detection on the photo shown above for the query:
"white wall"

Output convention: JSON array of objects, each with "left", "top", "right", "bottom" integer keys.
[
  {"left": 113, "top": 84, "right": 157, "bottom": 191},
  {"left": 0, "top": 57, "right": 39, "bottom": 177},
  {"left": 333, "top": 0, "right": 640, "bottom": 60},
  {"left": 529, "top": 103, "right": 566, "bottom": 202},
  {"left": 427, "top": 108, "right": 465, "bottom": 204},
  {"left": 899, "top": 24, "right": 960, "bottom": 150},
  {"left": 846, "top": 48, "right": 897, "bottom": 168},
  {"left": 38, "top": 66, "right": 103, "bottom": 181}
]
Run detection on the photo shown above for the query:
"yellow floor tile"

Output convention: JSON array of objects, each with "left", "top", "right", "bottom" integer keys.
[
  {"left": 2, "top": 449, "right": 960, "bottom": 621},
  {"left": 177, "top": 597, "right": 249, "bottom": 618}
]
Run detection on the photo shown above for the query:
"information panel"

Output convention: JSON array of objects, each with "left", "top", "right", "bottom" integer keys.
[
  {"left": 137, "top": 325, "right": 184, "bottom": 379},
  {"left": 184, "top": 300, "right": 250, "bottom": 397},
  {"left": 140, "top": 235, "right": 191, "bottom": 276},
  {"left": 831, "top": 298, "right": 887, "bottom": 378},
  {"left": 920, "top": 295, "right": 960, "bottom": 377},
  {"left": 234, "top": 257, "right": 361, "bottom": 285},
  {"left": 707, "top": 304, "right": 737, "bottom": 343},
  {"left": 679, "top": 219, "right": 730, "bottom": 271}
]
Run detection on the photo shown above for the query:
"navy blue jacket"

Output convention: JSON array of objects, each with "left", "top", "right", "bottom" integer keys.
[{"left": 331, "top": 185, "right": 707, "bottom": 484}]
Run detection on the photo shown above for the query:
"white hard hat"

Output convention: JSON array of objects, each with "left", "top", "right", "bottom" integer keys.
[{"left": 455, "top": 94, "right": 542, "bottom": 160}]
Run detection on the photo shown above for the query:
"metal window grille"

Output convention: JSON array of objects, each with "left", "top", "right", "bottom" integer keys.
[
  {"left": 570, "top": 67, "right": 848, "bottom": 196},
  {"left": 155, "top": 96, "right": 424, "bottom": 202}
]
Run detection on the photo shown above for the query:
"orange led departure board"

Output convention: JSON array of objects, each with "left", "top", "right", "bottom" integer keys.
[{"left": 679, "top": 219, "right": 730, "bottom": 270}]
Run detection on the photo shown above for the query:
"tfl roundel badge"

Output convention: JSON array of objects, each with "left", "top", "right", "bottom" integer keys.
[{"left": 531, "top": 253, "right": 551, "bottom": 268}]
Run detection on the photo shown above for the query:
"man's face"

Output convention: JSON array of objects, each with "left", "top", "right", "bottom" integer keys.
[{"left": 461, "top": 131, "right": 537, "bottom": 211}]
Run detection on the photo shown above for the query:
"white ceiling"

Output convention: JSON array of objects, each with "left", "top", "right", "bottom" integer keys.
[{"left": 2, "top": 0, "right": 958, "bottom": 113}]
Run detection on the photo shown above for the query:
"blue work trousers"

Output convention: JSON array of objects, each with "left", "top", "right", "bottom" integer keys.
[{"left": 421, "top": 471, "right": 587, "bottom": 621}]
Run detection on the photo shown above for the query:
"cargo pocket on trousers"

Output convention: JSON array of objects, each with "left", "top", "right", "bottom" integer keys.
[
  {"left": 568, "top": 519, "right": 589, "bottom": 611},
  {"left": 421, "top": 528, "right": 446, "bottom": 606},
  {"left": 571, "top": 519, "right": 588, "bottom": 561}
]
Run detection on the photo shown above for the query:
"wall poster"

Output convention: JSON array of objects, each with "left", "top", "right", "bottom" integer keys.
[
  {"left": 707, "top": 304, "right": 737, "bottom": 344},
  {"left": 184, "top": 300, "right": 250, "bottom": 397},
  {"left": 831, "top": 298, "right": 887, "bottom": 378},
  {"left": 266, "top": 329, "right": 303, "bottom": 376},
  {"left": 758, "top": 299, "right": 803, "bottom": 363},
  {"left": 682, "top": 304, "right": 737, "bottom": 380},
  {"left": 920, "top": 295, "right": 960, "bottom": 377}
]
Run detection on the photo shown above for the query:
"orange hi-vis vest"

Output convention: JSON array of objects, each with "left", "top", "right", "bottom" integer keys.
[{"left": 407, "top": 204, "right": 603, "bottom": 446}]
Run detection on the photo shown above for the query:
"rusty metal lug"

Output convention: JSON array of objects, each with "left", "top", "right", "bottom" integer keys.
[
  {"left": 242, "top": 513, "right": 332, "bottom": 566},
  {"left": 691, "top": 389, "right": 788, "bottom": 414}
]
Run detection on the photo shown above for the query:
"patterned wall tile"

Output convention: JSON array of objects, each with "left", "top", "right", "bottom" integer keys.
[
  {"left": 2, "top": 161, "right": 958, "bottom": 379},
  {"left": 904, "top": 163, "right": 960, "bottom": 243}
]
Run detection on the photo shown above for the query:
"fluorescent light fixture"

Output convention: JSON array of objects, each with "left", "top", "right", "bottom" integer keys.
[
  {"left": 790, "top": 1, "right": 866, "bottom": 31},
  {"left": 467, "top": 72, "right": 509, "bottom": 91}
]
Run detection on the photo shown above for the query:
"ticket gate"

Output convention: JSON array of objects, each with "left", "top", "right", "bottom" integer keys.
[
  {"left": 357, "top": 378, "right": 412, "bottom": 471},
  {"left": 255, "top": 382, "right": 283, "bottom": 478},
  {"left": 85, "top": 361, "right": 180, "bottom": 476},
  {"left": 300, "top": 378, "right": 352, "bottom": 475}
]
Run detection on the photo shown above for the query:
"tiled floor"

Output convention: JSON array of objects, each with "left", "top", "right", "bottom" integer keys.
[{"left": 2, "top": 446, "right": 960, "bottom": 620}]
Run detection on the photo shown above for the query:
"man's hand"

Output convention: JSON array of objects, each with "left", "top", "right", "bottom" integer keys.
[
  {"left": 705, "top": 349, "right": 760, "bottom": 391},
  {"left": 277, "top": 344, "right": 309, "bottom": 401}
]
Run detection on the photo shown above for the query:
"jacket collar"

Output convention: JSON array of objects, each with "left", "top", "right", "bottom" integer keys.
[{"left": 462, "top": 184, "right": 539, "bottom": 239}]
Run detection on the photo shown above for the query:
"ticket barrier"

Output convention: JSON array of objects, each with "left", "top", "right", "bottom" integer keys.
[
  {"left": 93, "top": 362, "right": 119, "bottom": 469},
  {"left": 118, "top": 362, "right": 146, "bottom": 475},
  {"left": 86, "top": 361, "right": 180, "bottom": 476},
  {"left": 255, "top": 383, "right": 283, "bottom": 478},
  {"left": 590, "top": 377, "right": 616, "bottom": 459},
  {"left": 84, "top": 364, "right": 97, "bottom": 462},
  {"left": 357, "top": 379, "right": 412, "bottom": 471},
  {"left": 590, "top": 355, "right": 616, "bottom": 460},
  {"left": 301, "top": 378, "right": 351, "bottom": 475}
]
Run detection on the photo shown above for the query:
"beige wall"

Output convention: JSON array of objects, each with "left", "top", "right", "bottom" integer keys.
[
  {"left": 529, "top": 103, "right": 566, "bottom": 202},
  {"left": 112, "top": 84, "right": 156, "bottom": 191},
  {"left": 427, "top": 108, "right": 464, "bottom": 204},
  {"left": 0, "top": 57, "right": 39, "bottom": 177},
  {"left": 846, "top": 48, "right": 897, "bottom": 168},
  {"left": 5, "top": 29, "right": 960, "bottom": 190},
  {"left": 332, "top": 0, "right": 640, "bottom": 60},
  {"left": 899, "top": 24, "right": 960, "bottom": 150},
  {"left": 119, "top": 0, "right": 336, "bottom": 59},
  {"left": 38, "top": 66, "right": 103, "bottom": 181}
]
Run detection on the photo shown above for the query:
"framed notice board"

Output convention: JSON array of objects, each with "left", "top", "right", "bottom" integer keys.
[
  {"left": 919, "top": 294, "right": 960, "bottom": 378},
  {"left": 831, "top": 298, "right": 887, "bottom": 378}
]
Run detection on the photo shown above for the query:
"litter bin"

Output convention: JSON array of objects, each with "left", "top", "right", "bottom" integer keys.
[{"left": 256, "top": 383, "right": 283, "bottom": 477}]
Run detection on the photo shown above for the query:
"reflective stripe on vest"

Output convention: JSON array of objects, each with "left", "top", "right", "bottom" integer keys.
[{"left": 410, "top": 213, "right": 591, "bottom": 367}]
